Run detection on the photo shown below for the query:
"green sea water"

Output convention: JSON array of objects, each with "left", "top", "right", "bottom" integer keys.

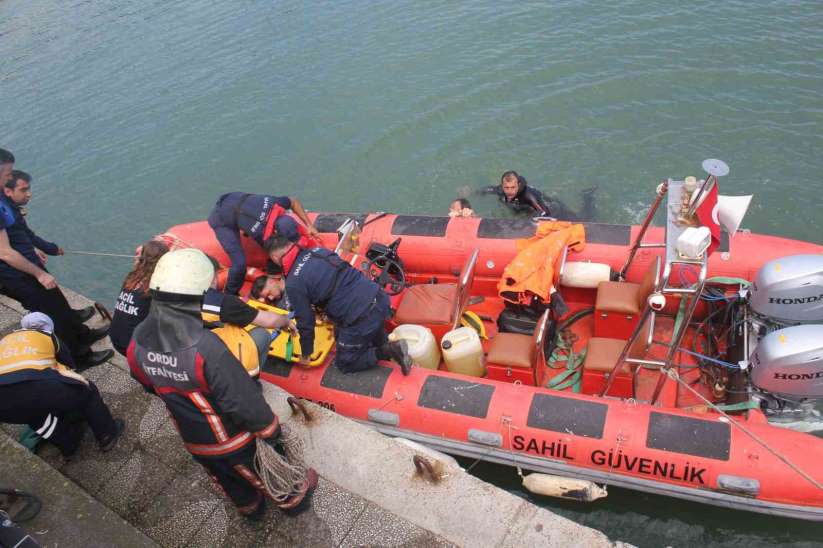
[{"left": 2, "top": 1, "right": 822, "bottom": 545}]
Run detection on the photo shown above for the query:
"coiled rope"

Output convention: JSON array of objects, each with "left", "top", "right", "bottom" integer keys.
[{"left": 254, "top": 425, "right": 311, "bottom": 505}]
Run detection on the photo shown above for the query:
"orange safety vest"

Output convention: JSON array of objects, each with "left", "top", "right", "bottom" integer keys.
[
  {"left": 0, "top": 330, "right": 87, "bottom": 384},
  {"left": 498, "top": 221, "right": 586, "bottom": 305}
]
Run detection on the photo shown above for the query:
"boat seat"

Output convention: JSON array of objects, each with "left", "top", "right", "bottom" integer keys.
[
  {"left": 487, "top": 333, "right": 534, "bottom": 369},
  {"left": 583, "top": 338, "right": 632, "bottom": 374},
  {"left": 391, "top": 284, "right": 457, "bottom": 325},
  {"left": 594, "top": 257, "right": 660, "bottom": 339},
  {"left": 486, "top": 310, "right": 551, "bottom": 385},
  {"left": 595, "top": 256, "right": 660, "bottom": 315},
  {"left": 584, "top": 310, "right": 652, "bottom": 375},
  {"left": 394, "top": 249, "right": 479, "bottom": 332}
]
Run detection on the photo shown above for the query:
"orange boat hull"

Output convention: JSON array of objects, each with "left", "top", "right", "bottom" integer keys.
[{"left": 165, "top": 213, "right": 823, "bottom": 520}]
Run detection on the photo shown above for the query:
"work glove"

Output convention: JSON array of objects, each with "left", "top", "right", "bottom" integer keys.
[{"left": 263, "top": 423, "right": 286, "bottom": 458}]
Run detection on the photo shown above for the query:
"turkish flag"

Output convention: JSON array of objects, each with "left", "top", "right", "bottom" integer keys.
[{"left": 693, "top": 180, "right": 721, "bottom": 255}]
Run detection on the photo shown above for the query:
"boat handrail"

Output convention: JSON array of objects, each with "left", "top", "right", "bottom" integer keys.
[
  {"left": 619, "top": 180, "right": 668, "bottom": 280},
  {"left": 451, "top": 248, "right": 480, "bottom": 332}
]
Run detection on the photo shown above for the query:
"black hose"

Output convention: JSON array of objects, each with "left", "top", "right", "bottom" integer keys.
[{"left": 557, "top": 306, "right": 595, "bottom": 332}]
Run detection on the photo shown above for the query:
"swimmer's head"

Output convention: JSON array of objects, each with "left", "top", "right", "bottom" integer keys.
[{"left": 448, "top": 198, "right": 474, "bottom": 218}]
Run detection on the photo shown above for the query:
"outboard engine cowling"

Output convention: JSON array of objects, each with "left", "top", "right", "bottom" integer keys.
[
  {"left": 750, "top": 325, "right": 823, "bottom": 398},
  {"left": 749, "top": 255, "right": 823, "bottom": 323}
]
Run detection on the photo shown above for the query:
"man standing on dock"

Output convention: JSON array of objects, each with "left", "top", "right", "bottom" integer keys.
[
  {"left": 0, "top": 155, "right": 111, "bottom": 370},
  {"left": 128, "top": 248, "right": 316, "bottom": 519},
  {"left": 208, "top": 192, "right": 319, "bottom": 294}
]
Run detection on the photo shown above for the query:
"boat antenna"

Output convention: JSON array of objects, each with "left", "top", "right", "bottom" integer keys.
[{"left": 686, "top": 158, "right": 729, "bottom": 218}]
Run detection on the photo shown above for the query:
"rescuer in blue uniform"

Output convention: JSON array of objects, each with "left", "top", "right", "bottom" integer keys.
[
  {"left": 265, "top": 235, "right": 412, "bottom": 374},
  {"left": 207, "top": 192, "right": 319, "bottom": 294}
]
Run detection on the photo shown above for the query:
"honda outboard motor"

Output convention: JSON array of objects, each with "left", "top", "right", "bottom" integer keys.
[
  {"left": 748, "top": 325, "right": 823, "bottom": 431},
  {"left": 749, "top": 254, "right": 823, "bottom": 324},
  {"left": 750, "top": 325, "right": 823, "bottom": 399},
  {"left": 744, "top": 255, "right": 823, "bottom": 431}
]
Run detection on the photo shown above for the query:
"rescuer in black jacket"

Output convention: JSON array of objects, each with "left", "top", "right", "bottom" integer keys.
[
  {"left": 127, "top": 248, "right": 316, "bottom": 519},
  {"left": 265, "top": 236, "right": 412, "bottom": 374}
]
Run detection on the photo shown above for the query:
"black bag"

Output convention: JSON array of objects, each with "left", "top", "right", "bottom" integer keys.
[
  {"left": 496, "top": 304, "right": 558, "bottom": 359},
  {"left": 497, "top": 304, "right": 542, "bottom": 335}
]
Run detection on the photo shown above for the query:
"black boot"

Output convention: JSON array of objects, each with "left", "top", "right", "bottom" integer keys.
[
  {"left": 244, "top": 498, "right": 267, "bottom": 522},
  {"left": 79, "top": 325, "right": 110, "bottom": 345},
  {"left": 72, "top": 305, "right": 96, "bottom": 323},
  {"left": 278, "top": 468, "right": 318, "bottom": 516},
  {"left": 380, "top": 340, "right": 412, "bottom": 375},
  {"left": 98, "top": 418, "right": 125, "bottom": 452},
  {"left": 74, "top": 349, "right": 114, "bottom": 372}
]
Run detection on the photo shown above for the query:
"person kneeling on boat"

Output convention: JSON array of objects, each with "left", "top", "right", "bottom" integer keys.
[
  {"left": 265, "top": 235, "right": 413, "bottom": 375},
  {"left": 127, "top": 248, "right": 316, "bottom": 519},
  {"left": 208, "top": 192, "right": 319, "bottom": 295},
  {"left": 0, "top": 312, "right": 124, "bottom": 457},
  {"left": 201, "top": 257, "right": 295, "bottom": 377}
]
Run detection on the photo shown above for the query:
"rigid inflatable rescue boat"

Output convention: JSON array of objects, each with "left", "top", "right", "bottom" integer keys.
[{"left": 162, "top": 171, "right": 823, "bottom": 521}]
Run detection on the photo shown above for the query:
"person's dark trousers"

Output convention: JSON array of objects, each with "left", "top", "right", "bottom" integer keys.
[
  {"left": 0, "top": 380, "right": 117, "bottom": 456},
  {"left": 0, "top": 275, "right": 92, "bottom": 360},
  {"left": 112, "top": 341, "right": 127, "bottom": 358},
  {"left": 334, "top": 292, "right": 390, "bottom": 373},
  {"left": 194, "top": 442, "right": 266, "bottom": 515},
  {"left": 248, "top": 327, "right": 272, "bottom": 368}
]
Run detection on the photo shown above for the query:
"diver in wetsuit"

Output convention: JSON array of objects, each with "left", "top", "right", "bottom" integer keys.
[{"left": 478, "top": 170, "right": 596, "bottom": 221}]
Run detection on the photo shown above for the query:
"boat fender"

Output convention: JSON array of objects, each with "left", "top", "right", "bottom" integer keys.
[
  {"left": 395, "top": 437, "right": 461, "bottom": 470},
  {"left": 648, "top": 292, "right": 666, "bottom": 311},
  {"left": 521, "top": 473, "right": 607, "bottom": 502},
  {"left": 560, "top": 262, "right": 611, "bottom": 289}
]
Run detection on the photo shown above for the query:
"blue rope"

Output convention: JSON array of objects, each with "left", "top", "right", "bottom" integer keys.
[{"left": 677, "top": 347, "right": 742, "bottom": 370}]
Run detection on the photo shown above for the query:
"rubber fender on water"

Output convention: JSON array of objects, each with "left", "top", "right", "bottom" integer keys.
[{"left": 522, "top": 473, "right": 607, "bottom": 502}]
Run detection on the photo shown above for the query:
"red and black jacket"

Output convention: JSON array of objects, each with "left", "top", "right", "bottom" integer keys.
[{"left": 127, "top": 299, "right": 278, "bottom": 458}]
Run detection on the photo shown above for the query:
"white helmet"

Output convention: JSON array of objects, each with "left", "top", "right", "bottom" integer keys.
[{"left": 149, "top": 248, "right": 214, "bottom": 297}]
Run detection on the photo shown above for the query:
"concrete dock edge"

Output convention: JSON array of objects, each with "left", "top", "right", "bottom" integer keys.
[{"left": 0, "top": 288, "right": 627, "bottom": 547}]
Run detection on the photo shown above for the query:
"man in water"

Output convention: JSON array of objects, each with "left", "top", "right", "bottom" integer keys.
[
  {"left": 201, "top": 257, "right": 294, "bottom": 376},
  {"left": 448, "top": 198, "right": 475, "bottom": 218},
  {"left": 250, "top": 274, "right": 289, "bottom": 309},
  {"left": 478, "top": 170, "right": 596, "bottom": 221},
  {"left": 208, "top": 192, "right": 319, "bottom": 294}
]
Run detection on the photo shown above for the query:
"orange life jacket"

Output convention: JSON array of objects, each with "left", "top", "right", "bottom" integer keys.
[{"left": 498, "top": 221, "right": 586, "bottom": 305}]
